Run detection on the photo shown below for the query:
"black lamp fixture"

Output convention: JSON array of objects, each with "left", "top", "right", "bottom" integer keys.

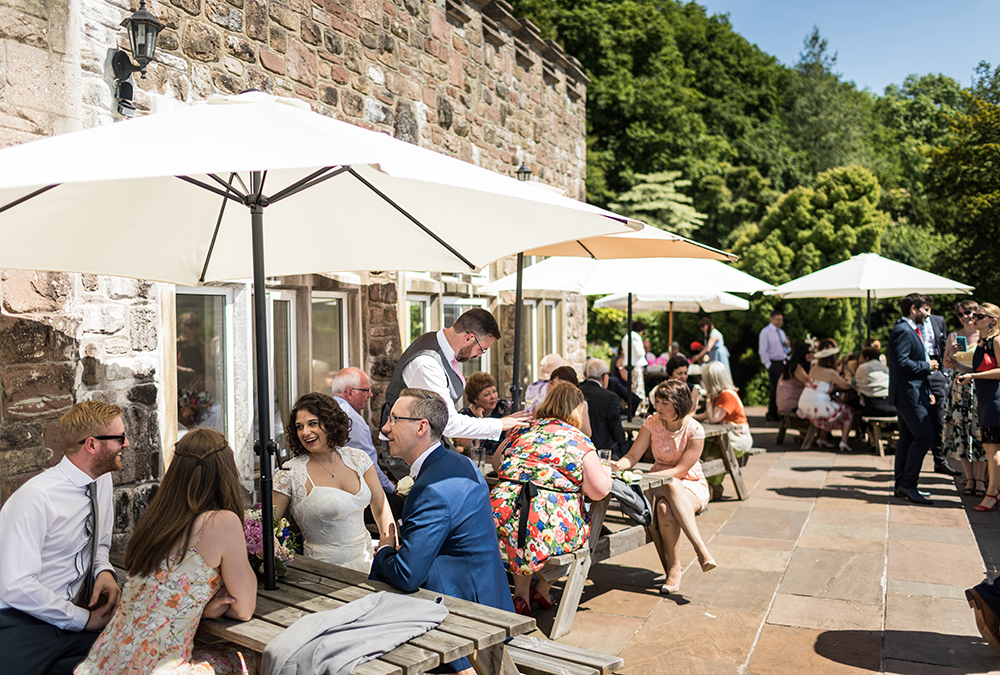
[
  {"left": 515, "top": 163, "right": 532, "bottom": 182},
  {"left": 112, "top": 0, "right": 165, "bottom": 81}
]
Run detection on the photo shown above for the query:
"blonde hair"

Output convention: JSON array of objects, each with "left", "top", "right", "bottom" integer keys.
[
  {"left": 700, "top": 361, "right": 736, "bottom": 400},
  {"left": 59, "top": 401, "right": 124, "bottom": 452},
  {"left": 534, "top": 381, "right": 585, "bottom": 430},
  {"left": 981, "top": 302, "right": 1000, "bottom": 340}
]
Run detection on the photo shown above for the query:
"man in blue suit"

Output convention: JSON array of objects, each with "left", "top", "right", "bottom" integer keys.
[
  {"left": 887, "top": 293, "right": 940, "bottom": 505},
  {"left": 371, "top": 388, "right": 514, "bottom": 674}
]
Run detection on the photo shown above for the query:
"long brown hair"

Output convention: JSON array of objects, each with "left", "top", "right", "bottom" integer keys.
[{"left": 125, "top": 428, "right": 245, "bottom": 576}]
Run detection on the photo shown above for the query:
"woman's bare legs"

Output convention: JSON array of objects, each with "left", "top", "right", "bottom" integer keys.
[
  {"left": 512, "top": 573, "right": 532, "bottom": 605},
  {"left": 978, "top": 443, "right": 1000, "bottom": 510},
  {"left": 656, "top": 482, "right": 714, "bottom": 591}
]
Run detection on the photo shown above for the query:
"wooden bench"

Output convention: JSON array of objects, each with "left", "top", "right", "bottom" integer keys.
[
  {"left": 776, "top": 411, "right": 818, "bottom": 449},
  {"left": 506, "top": 635, "right": 623, "bottom": 675},
  {"left": 861, "top": 416, "right": 897, "bottom": 457}
]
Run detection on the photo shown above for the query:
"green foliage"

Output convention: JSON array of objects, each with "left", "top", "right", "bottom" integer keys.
[
  {"left": 609, "top": 171, "right": 706, "bottom": 237},
  {"left": 693, "top": 164, "right": 780, "bottom": 249}
]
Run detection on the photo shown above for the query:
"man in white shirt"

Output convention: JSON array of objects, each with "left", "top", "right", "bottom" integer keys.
[
  {"left": 0, "top": 401, "right": 125, "bottom": 674},
  {"left": 379, "top": 308, "right": 528, "bottom": 475},
  {"left": 759, "top": 309, "right": 790, "bottom": 422},
  {"left": 332, "top": 366, "right": 404, "bottom": 518}
]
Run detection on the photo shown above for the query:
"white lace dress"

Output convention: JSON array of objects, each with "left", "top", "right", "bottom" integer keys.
[{"left": 273, "top": 448, "right": 376, "bottom": 572}]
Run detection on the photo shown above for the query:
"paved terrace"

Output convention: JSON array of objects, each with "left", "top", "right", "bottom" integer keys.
[{"left": 530, "top": 407, "right": 1000, "bottom": 674}]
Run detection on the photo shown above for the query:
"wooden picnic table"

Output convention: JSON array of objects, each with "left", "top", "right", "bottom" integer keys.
[{"left": 112, "top": 552, "right": 535, "bottom": 675}]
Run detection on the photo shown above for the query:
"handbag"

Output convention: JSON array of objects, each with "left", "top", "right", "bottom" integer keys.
[{"left": 609, "top": 477, "right": 652, "bottom": 526}]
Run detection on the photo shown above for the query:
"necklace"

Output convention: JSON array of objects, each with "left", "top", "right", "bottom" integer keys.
[{"left": 311, "top": 454, "right": 336, "bottom": 479}]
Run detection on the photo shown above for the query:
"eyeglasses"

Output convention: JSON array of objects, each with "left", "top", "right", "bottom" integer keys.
[
  {"left": 78, "top": 434, "right": 127, "bottom": 445},
  {"left": 957, "top": 309, "right": 974, "bottom": 317},
  {"left": 470, "top": 333, "right": 486, "bottom": 354},
  {"left": 388, "top": 414, "right": 423, "bottom": 426},
  {"left": 974, "top": 312, "right": 994, "bottom": 322},
  {"left": 350, "top": 387, "right": 371, "bottom": 394}
]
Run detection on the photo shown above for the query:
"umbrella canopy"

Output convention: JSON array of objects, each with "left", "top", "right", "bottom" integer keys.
[
  {"left": 480, "top": 257, "right": 773, "bottom": 296},
  {"left": 522, "top": 225, "right": 736, "bottom": 261},
  {"left": 0, "top": 92, "right": 638, "bottom": 284},
  {"left": 0, "top": 91, "right": 638, "bottom": 589},
  {"left": 593, "top": 291, "right": 750, "bottom": 313},
  {"left": 769, "top": 253, "right": 973, "bottom": 299}
]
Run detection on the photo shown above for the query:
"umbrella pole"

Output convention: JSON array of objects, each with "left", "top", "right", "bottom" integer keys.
[
  {"left": 668, "top": 303, "right": 674, "bottom": 345},
  {"left": 250, "top": 173, "right": 277, "bottom": 591},
  {"left": 510, "top": 253, "right": 524, "bottom": 412},
  {"left": 866, "top": 291, "right": 871, "bottom": 342},
  {"left": 626, "top": 292, "right": 634, "bottom": 422}
]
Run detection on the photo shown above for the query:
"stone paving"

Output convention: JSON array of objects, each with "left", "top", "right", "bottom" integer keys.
[{"left": 527, "top": 407, "right": 1000, "bottom": 674}]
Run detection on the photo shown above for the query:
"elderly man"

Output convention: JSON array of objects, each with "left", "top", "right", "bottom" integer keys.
[
  {"left": 332, "top": 366, "right": 404, "bottom": 519},
  {"left": 579, "top": 358, "right": 628, "bottom": 459},
  {"left": 0, "top": 401, "right": 126, "bottom": 674},
  {"left": 380, "top": 308, "right": 527, "bottom": 473},
  {"left": 372, "top": 388, "right": 514, "bottom": 674},
  {"left": 759, "top": 309, "right": 790, "bottom": 422}
]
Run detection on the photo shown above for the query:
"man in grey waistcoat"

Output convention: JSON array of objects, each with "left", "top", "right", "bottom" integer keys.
[{"left": 380, "top": 308, "right": 528, "bottom": 478}]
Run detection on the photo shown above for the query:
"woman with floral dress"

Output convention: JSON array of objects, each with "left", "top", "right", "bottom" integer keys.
[
  {"left": 490, "top": 382, "right": 612, "bottom": 617},
  {"left": 76, "top": 429, "right": 257, "bottom": 675},
  {"left": 943, "top": 299, "right": 987, "bottom": 496}
]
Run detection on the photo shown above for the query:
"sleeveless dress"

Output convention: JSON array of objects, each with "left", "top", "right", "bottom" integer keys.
[
  {"left": 644, "top": 414, "right": 710, "bottom": 511},
  {"left": 706, "top": 328, "right": 731, "bottom": 374},
  {"left": 273, "top": 448, "right": 376, "bottom": 572},
  {"left": 75, "top": 547, "right": 255, "bottom": 674},
  {"left": 797, "top": 378, "right": 852, "bottom": 431},
  {"left": 490, "top": 418, "right": 593, "bottom": 575}
]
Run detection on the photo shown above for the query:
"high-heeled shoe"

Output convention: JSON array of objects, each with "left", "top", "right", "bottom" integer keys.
[
  {"left": 699, "top": 557, "right": 717, "bottom": 573},
  {"left": 816, "top": 438, "right": 836, "bottom": 449},
  {"left": 963, "top": 478, "right": 977, "bottom": 496},
  {"left": 977, "top": 480, "right": 988, "bottom": 497},
  {"left": 659, "top": 583, "right": 680, "bottom": 595},
  {"left": 974, "top": 492, "right": 999, "bottom": 512},
  {"left": 530, "top": 588, "right": 556, "bottom": 610},
  {"left": 513, "top": 596, "right": 532, "bottom": 617}
]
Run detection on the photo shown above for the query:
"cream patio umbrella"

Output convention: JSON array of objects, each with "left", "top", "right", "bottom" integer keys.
[
  {"left": 593, "top": 291, "right": 750, "bottom": 343},
  {"left": 0, "top": 91, "right": 638, "bottom": 587},
  {"left": 770, "top": 253, "right": 974, "bottom": 340}
]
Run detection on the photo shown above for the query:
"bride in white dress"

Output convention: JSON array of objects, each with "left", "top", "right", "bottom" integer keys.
[{"left": 273, "top": 393, "right": 395, "bottom": 571}]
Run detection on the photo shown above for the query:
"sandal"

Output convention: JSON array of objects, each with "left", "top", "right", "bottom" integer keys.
[
  {"left": 964, "top": 479, "right": 977, "bottom": 496},
  {"left": 974, "top": 492, "right": 999, "bottom": 512},
  {"left": 530, "top": 588, "right": 556, "bottom": 610},
  {"left": 977, "top": 480, "right": 988, "bottom": 497}
]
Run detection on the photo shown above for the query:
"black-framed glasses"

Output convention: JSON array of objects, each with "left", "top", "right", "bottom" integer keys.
[
  {"left": 974, "top": 312, "right": 994, "bottom": 322},
  {"left": 350, "top": 387, "right": 372, "bottom": 394},
  {"left": 957, "top": 309, "right": 973, "bottom": 317},
  {"left": 388, "top": 414, "right": 423, "bottom": 426},
  {"left": 78, "top": 434, "right": 127, "bottom": 445},
  {"left": 470, "top": 333, "right": 486, "bottom": 354}
]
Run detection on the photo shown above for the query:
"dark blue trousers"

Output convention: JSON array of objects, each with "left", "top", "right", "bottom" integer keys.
[
  {"left": 894, "top": 401, "right": 933, "bottom": 490},
  {"left": 0, "top": 608, "right": 97, "bottom": 675}
]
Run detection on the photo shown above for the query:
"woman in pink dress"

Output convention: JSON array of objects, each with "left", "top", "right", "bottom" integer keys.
[
  {"left": 613, "top": 379, "right": 715, "bottom": 595},
  {"left": 76, "top": 429, "right": 257, "bottom": 674}
]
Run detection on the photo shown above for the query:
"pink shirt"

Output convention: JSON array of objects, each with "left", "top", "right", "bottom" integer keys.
[{"left": 643, "top": 414, "right": 706, "bottom": 482}]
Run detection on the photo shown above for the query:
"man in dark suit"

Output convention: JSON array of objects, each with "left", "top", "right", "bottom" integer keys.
[
  {"left": 579, "top": 358, "right": 628, "bottom": 459},
  {"left": 887, "top": 293, "right": 940, "bottom": 505},
  {"left": 921, "top": 297, "right": 962, "bottom": 477},
  {"left": 371, "top": 388, "right": 514, "bottom": 674}
]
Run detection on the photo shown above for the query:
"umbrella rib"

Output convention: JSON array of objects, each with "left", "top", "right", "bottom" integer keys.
[
  {"left": 205, "top": 173, "right": 248, "bottom": 200},
  {"left": 199, "top": 173, "right": 236, "bottom": 283},
  {"left": 267, "top": 166, "right": 350, "bottom": 204},
  {"left": 0, "top": 184, "right": 60, "bottom": 215},
  {"left": 578, "top": 241, "right": 596, "bottom": 259},
  {"left": 345, "top": 166, "right": 476, "bottom": 271},
  {"left": 177, "top": 175, "right": 247, "bottom": 204}
]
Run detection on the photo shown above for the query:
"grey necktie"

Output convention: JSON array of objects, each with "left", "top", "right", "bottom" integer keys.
[{"left": 74, "top": 482, "right": 98, "bottom": 607}]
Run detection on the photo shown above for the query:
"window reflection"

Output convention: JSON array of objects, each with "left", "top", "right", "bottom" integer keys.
[{"left": 176, "top": 294, "right": 226, "bottom": 435}]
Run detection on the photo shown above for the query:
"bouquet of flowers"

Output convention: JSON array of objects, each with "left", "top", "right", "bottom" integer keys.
[
  {"left": 178, "top": 387, "right": 215, "bottom": 426},
  {"left": 244, "top": 504, "right": 296, "bottom": 578}
]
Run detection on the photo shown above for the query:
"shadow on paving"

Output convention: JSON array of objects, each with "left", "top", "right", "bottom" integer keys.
[{"left": 814, "top": 629, "right": 998, "bottom": 674}]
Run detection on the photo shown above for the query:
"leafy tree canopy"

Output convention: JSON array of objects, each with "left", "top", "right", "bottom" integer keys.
[{"left": 608, "top": 170, "right": 706, "bottom": 237}]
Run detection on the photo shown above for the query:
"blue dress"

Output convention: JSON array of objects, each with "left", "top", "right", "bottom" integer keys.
[{"left": 707, "top": 328, "right": 731, "bottom": 374}]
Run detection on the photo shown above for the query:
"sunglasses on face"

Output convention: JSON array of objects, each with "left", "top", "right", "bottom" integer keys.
[
  {"left": 957, "top": 309, "right": 972, "bottom": 317},
  {"left": 973, "top": 312, "right": 994, "bottom": 322}
]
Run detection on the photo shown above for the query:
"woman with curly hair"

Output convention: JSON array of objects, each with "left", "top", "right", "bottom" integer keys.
[{"left": 273, "top": 392, "right": 394, "bottom": 571}]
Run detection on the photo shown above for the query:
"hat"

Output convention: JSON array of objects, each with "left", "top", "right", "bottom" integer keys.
[
  {"left": 690, "top": 341, "right": 703, "bottom": 352},
  {"left": 538, "top": 354, "right": 568, "bottom": 381},
  {"left": 814, "top": 346, "right": 839, "bottom": 359}
]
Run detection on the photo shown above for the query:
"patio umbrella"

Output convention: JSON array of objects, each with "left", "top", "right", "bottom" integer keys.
[
  {"left": 0, "top": 91, "right": 638, "bottom": 588},
  {"left": 481, "top": 257, "right": 771, "bottom": 417},
  {"left": 593, "top": 291, "right": 750, "bottom": 344},
  {"left": 769, "top": 253, "right": 974, "bottom": 339},
  {"left": 502, "top": 227, "right": 737, "bottom": 411}
]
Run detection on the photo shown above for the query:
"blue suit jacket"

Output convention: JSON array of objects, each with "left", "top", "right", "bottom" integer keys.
[
  {"left": 370, "top": 445, "right": 514, "bottom": 612},
  {"left": 887, "top": 317, "right": 931, "bottom": 409}
]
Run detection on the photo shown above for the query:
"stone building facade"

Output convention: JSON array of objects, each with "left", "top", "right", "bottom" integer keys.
[{"left": 0, "top": 0, "right": 590, "bottom": 539}]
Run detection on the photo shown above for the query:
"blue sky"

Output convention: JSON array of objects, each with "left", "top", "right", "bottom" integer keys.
[{"left": 695, "top": 0, "right": 1000, "bottom": 93}]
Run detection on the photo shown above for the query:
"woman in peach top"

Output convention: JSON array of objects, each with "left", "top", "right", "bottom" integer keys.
[{"left": 613, "top": 380, "right": 715, "bottom": 595}]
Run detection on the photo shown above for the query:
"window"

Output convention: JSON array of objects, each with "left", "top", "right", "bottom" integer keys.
[
  {"left": 175, "top": 289, "right": 232, "bottom": 438},
  {"left": 406, "top": 296, "right": 430, "bottom": 344},
  {"left": 542, "top": 301, "right": 559, "bottom": 357},
  {"left": 311, "top": 293, "right": 348, "bottom": 394},
  {"left": 252, "top": 290, "right": 297, "bottom": 458},
  {"left": 519, "top": 300, "right": 537, "bottom": 388}
]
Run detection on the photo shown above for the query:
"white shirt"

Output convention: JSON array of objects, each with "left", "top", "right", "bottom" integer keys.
[
  {"left": 902, "top": 317, "right": 930, "bottom": 363},
  {"left": 408, "top": 442, "right": 442, "bottom": 479},
  {"left": 334, "top": 396, "right": 395, "bottom": 492},
  {"left": 0, "top": 456, "right": 114, "bottom": 631},
  {"left": 401, "top": 331, "right": 502, "bottom": 440},
  {"left": 759, "top": 323, "right": 789, "bottom": 368},
  {"left": 621, "top": 331, "right": 647, "bottom": 368}
]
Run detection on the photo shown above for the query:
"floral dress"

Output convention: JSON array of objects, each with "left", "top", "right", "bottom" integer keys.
[
  {"left": 75, "top": 548, "right": 257, "bottom": 675},
  {"left": 490, "top": 418, "right": 594, "bottom": 575},
  {"left": 797, "top": 378, "right": 852, "bottom": 431},
  {"left": 943, "top": 369, "right": 985, "bottom": 462}
]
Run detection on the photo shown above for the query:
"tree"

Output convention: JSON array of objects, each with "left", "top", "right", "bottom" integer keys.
[
  {"left": 608, "top": 171, "right": 705, "bottom": 237},
  {"left": 926, "top": 96, "right": 1000, "bottom": 300},
  {"left": 692, "top": 164, "right": 779, "bottom": 249}
]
